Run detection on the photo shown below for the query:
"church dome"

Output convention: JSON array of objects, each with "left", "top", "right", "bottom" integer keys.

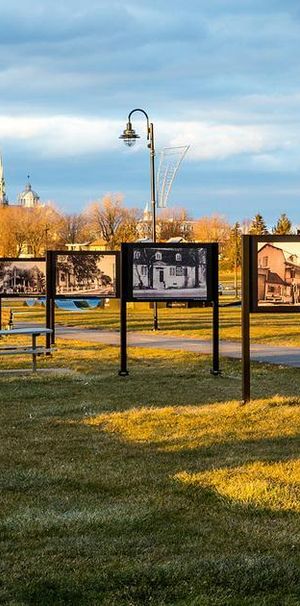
[{"left": 17, "top": 179, "right": 40, "bottom": 208}]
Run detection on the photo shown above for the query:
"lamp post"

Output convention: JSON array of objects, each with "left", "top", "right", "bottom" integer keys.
[{"left": 120, "top": 108, "right": 158, "bottom": 329}]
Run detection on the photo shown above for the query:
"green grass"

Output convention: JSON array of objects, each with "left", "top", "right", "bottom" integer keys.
[
  {"left": 0, "top": 339, "right": 300, "bottom": 605},
  {"left": 5, "top": 299, "right": 300, "bottom": 347}
]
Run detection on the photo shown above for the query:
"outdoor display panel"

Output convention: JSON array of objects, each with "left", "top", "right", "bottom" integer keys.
[
  {"left": 0, "top": 258, "right": 46, "bottom": 297},
  {"left": 122, "top": 243, "right": 218, "bottom": 302},
  {"left": 249, "top": 235, "right": 300, "bottom": 313},
  {"left": 52, "top": 251, "right": 120, "bottom": 298}
]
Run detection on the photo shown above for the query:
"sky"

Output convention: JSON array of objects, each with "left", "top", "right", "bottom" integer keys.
[{"left": 1, "top": 0, "right": 300, "bottom": 225}]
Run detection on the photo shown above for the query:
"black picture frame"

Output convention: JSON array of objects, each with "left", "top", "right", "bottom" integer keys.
[
  {"left": 51, "top": 250, "right": 120, "bottom": 299},
  {"left": 121, "top": 243, "right": 218, "bottom": 303},
  {"left": 247, "top": 235, "right": 300, "bottom": 313},
  {"left": 0, "top": 257, "right": 46, "bottom": 298}
]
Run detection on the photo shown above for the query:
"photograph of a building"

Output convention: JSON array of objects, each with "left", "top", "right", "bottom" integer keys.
[
  {"left": 56, "top": 253, "right": 116, "bottom": 296},
  {"left": 132, "top": 246, "right": 207, "bottom": 299},
  {"left": 0, "top": 260, "right": 46, "bottom": 295},
  {"left": 257, "top": 242, "right": 300, "bottom": 305}
]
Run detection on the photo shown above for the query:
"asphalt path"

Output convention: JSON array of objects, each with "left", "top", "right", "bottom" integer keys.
[{"left": 51, "top": 326, "right": 300, "bottom": 368}]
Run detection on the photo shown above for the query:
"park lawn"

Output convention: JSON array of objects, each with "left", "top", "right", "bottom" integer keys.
[
  {"left": 0, "top": 339, "right": 300, "bottom": 605},
  {"left": 5, "top": 300, "right": 300, "bottom": 347}
]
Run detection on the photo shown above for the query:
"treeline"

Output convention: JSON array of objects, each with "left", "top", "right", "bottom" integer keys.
[{"left": 0, "top": 196, "right": 296, "bottom": 273}]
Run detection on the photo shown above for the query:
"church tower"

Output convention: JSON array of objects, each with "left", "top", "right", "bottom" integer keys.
[{"left": 0, "top": 155, "right": 9, "bottom": 206}]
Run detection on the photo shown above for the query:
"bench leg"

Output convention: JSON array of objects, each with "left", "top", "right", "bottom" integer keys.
[{"left": 32, "top": 334, "right": 37, "bottom": 372}]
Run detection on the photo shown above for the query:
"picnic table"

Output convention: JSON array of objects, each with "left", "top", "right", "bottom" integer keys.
[{"left": 0, "top": 327, "right": 53, "bottom": 371}]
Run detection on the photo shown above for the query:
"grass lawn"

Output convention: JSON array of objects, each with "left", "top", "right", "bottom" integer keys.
[
  {"left": 0, "top": 339, "right": 299, "bottom": 605},
  {"left": 4, "top": 299, "right": 300, "bottom": 347}
]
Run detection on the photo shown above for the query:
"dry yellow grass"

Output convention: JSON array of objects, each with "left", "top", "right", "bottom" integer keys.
[
  {"left": 84, "top": 396, "right": 300, "bottom": 452},
  {"left": 175, "top": 460, "right": 300, "bottom": 512}
]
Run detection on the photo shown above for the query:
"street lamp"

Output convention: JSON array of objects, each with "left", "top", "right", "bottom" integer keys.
[
  {"left": 120, "top": 108, "right": 158, "bottom": 329},
  {"left": 120, "top": 109, "right": 157, "bottom": 243}
]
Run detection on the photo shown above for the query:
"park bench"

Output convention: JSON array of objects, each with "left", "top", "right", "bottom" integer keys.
[{"left": 0, "top": 328, "right": 53, "bottom": 372}]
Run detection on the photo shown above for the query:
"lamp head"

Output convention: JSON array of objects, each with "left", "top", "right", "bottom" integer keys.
[{"left": 119, "top": 121, "right": 140, "bottom": 147}]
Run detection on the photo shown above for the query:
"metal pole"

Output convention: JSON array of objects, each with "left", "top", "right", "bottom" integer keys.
[
  {"left": 123, "top": 109, "right": 159, "bottom": 330},
  {"left": 46, "top": 251, "right": 55, "bottom": 350},
  {"left": 234, "top": 228, "right": 238, "bottom": 298},
  {"left": 211, "top": 244, "right": 220, "bottom": 375},
  {"left": 51, "top": 297, "right": 55, "bottom": 345},
  {"left": 149, "top": 122, "right": 159, "bottom": 331},
  {"left": 119, "top": 295, "right": 129, "bottom": 376},
  {"left": 242, "top": 236, "right": 251, "bottom": 403},
  {"left": 211, "top": 301, "right": 220, "bottom": 375},
  {"left": 149, "top": 123, "right": 156, "bottom": 243}
]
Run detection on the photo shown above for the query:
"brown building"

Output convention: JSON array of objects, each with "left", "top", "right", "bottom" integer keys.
[{"left": 258, "top": 243, "right": 300, "bottom": 304}]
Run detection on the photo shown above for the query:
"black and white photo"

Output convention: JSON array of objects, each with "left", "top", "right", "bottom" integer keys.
[
  {"left": 55, "top": 253, "right": 117, "bottom": 297},
  {"left": 257, "top": 240, "right": 300, "bottom": 306},
  {"left": 131, "top": 245, "right": 208, "bottom": 300},
  {"left": 0, "top": 259, "right": 46, "bottom": 296}
]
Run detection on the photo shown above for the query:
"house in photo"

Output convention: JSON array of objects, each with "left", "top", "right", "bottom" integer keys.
[
  {"left": 258, "top": 243, "right": 300, "bottom": 304},
  {"left": 132, "top": 247, "right": 207, "bottom": 298},
  {"left": 56, "top": 255, "right": 115, "bottom": 295},
  {"left": 0, "top": 262, "right": 46, "bottom": 295}
]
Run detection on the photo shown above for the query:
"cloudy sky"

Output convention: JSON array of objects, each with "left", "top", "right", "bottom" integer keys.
[{"left": 1, "top": 0, "right": 300, "bottom": 224}]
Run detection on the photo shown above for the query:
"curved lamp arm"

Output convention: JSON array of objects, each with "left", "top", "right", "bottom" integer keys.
[{"left": 128, "top": 108, "right": 150, "bottom": 139}]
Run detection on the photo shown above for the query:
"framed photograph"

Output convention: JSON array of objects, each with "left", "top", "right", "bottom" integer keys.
[
  {"left": 51, "top": 251, "right": 120, "bottom": 298},
  {"left": 121, "top": 243, "right": 218, "bottom": 302},
  {"left": 0, "top": 258, "right": 46, "bottom": 297},
  {"left": 248, "top": 235, "right": 300, "bottom": 313}
]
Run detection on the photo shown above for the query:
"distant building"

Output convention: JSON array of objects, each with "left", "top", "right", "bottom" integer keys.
[
  {"left": 17, "top": 178, "right": 41, "bottom": 208},
  {"left": 0, "top": 154, "right": 42, "bottom": 208},
  {"left": 65, "top": 238, "right": 109, "bottom": 252}
]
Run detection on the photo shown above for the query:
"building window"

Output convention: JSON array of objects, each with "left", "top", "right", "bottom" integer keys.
[
  {"left": 134, "top": 251, "right": 141, "bottom": 260},
  {"left": 60, "top": 273, "right": 66, "bottom": 282},
  {"left": 175, "top": 253, "right": 182, "bottom": 262},
  {"left": 262, "top": 256, "right": 268, "bottom": 267},
  {"left": 141, "top": 266, "right": 147, "bottom": 276},
  {"left": 176, "top": 267, "right": 183, "bottom": 276},
  {"left": 155, "top": 251, "right": 162, "bottom": 260},
  {"left": 170, "top": 267, "right": 175, "bottom": 276}
]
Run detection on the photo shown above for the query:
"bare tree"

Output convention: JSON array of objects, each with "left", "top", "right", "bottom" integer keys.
[
  {"left": 158, "top": 207, "right": 192, "bottom": 241},
  {"left": 86, "top": 194, "right": 140, "bottom": 249},
  {"left": 57, "top": 212, "right": 89, "bottom": 247}
]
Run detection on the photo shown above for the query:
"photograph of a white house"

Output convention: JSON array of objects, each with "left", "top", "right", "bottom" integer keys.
[
  {"left": 0, "top": 260, "right": 46, "bottom": 295},
  {"left": 258, "top": 242, "right": 300, "bottom": 305},
  {"left": 132, "top": 246, "right": 207, "bottom": 299},
  {"left": 56, "top": 254, "right": 116, "bottom": 296}
]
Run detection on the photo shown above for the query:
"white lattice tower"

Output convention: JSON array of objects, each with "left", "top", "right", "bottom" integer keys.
[{"left": 156, "top": 145, "right": 189, "bottom": 208}]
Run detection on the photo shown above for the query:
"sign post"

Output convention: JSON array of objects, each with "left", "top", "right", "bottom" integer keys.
[
  {"left": 242, "top": 236, "right": 251, "bottom": 403},
  {"left": 119, "top": 295, "right": 129, "bottom": 376}
]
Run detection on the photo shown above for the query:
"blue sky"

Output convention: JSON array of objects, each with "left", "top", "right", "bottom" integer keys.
[{"left": 1, "top": 0, "right": 300, "bottom": 225}]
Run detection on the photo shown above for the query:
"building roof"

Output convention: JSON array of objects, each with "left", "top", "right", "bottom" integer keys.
[
  {"left": 267, "top": 271, "right": 289, "bottom": 286},
  {"left": 18, "top": 181, "right": 40, "bottom": 206}
]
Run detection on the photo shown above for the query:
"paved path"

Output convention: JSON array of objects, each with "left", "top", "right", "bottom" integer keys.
[{"left": 51, "top": 326, "right": 300, "bottom": 368}]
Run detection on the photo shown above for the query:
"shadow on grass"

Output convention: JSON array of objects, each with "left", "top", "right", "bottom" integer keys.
[{"left": 6, "top": 416, "right": 300, "bottom": 606}]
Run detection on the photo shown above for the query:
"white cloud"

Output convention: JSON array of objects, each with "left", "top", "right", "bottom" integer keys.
[{"left": 0, "top": 114, "right": 296, "bottom": 161}]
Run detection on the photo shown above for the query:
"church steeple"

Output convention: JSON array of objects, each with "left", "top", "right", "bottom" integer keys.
[{"left": 0, "top": 155, "right": 9, "bottom": 206}]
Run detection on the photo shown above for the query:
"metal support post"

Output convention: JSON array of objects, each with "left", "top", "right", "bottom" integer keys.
[
  {"left": 211, "top": 301, "right": 220, "bottom": 375},
  {"left": 242, "top": 237, "right": 251, "bottom": 403},
  {"left": 119, "top": 296, "right": 129, "bottom": 376}
]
